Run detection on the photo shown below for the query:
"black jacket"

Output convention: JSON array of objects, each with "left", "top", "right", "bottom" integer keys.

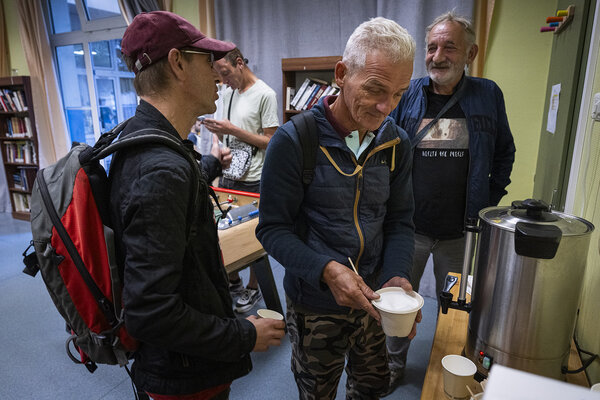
[
  {"left": 257, "top": 97, "right": 415, "bottom": 313},
  {"left": 390, "top": 75, "right": 515, "bottom": 219},
  {"left": 109, "top": 101, "right": 255, "bottom": 395}
]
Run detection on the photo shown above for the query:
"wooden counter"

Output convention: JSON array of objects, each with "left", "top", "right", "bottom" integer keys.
[
  {"left": 214, "top": 188, "right": 283, "bottom": 315},
  {"left": 420, "top": 273, "right": 589, "bottom": 399},
  {"left": 219, "top": 218, "right": 265, "bottom": 274}
]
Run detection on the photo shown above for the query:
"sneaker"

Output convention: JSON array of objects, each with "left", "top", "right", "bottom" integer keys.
[
  {"left": 381, "top": 368, "right": 405, "bottom": 397},
  {"left": 229, "top": 279, "right": 245, "bottom": 298},
  {"left": 234, "top": 287, "right": 262, "bottom": 313}
]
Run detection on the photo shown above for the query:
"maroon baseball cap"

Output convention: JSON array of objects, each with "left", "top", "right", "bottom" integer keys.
[{"left": 121, "top": 11, "right": 235, "bottom": 74}]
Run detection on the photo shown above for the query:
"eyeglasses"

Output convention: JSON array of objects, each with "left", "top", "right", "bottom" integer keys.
[{"left": 180, "top": 49, "right": 214, "bottom": 68}]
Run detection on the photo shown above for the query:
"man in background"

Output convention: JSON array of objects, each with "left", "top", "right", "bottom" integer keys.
[
  {"left": 113, "top": 11, "right": 284, "bottom": 399},
  {"left": 204, "top": 48, "right": 279, "bottom": 313},
  {"left": 385, "top": 11, "right": 515, "bottom": 395},
  {"left": 257, "top": 17, "right": 418, "bottom": 399}
]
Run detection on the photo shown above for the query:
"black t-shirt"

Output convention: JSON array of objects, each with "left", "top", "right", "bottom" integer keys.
[{"left": 412, "top": 91, "right": 469, "bottom": 239}]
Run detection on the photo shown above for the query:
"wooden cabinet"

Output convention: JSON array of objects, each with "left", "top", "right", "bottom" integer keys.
[
  {"left": 281, "top": 56, "right": 341, "bottom": 124},
  {"left": 0, "top": 76, "right": 39, "bottom": 220}
]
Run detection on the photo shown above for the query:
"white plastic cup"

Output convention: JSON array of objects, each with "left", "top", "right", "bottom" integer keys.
[
  {"left": 371, "top": 287, "right": 424, "bottom": 337},
  {"left": 441, "top": 355, "right": 477, "bottom": 400},
  {"left": 591, "top": 382, "right": 600, "bottom": 392},
  {"left": 257, "top": 309, "right": 284, "bottom": 320}
]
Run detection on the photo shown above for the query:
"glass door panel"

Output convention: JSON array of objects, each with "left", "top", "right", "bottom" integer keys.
[{"left": 55, "top": 44, "right": 94, "bottom": 145}]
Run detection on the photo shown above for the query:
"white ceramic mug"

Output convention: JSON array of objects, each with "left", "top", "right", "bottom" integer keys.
[{"left": 441, "top": 355, "right": 477, "bottom": 400}]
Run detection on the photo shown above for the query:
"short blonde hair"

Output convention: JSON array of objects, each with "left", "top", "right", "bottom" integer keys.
[{"left": 343, "top": 17, "right": 416, "bottom": 72}]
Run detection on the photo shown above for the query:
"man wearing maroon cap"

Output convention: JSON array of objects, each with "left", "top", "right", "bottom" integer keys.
[{"left": 110, "top": 11, "right": 285, "bottom": 400}]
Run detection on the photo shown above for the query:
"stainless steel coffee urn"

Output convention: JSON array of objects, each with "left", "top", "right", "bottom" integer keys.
[{"left": 440, "top": 199, "right": 594, "bottom": 380}]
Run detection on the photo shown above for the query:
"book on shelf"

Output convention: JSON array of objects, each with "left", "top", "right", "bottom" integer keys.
[
  {"left": 12, "top": 172, "right": 24, "bottom": 190},
  {"left": 3, "top": 141, "right": 33, "bottom": 164},
  {"left": 23, "top": 142, "right": 33, "bottom": 164},
  {"left": 303, "top": 84, "right": 328, "bottom": 110},
  {"left": 11, "top": 92, "right": 22, "bottom": 112},
  {"left": 21, "top": 168, "right": 37, "bottom": 191},
  {"left": 290, "top": 78, "right": 311, "bottom": 109},
  {"left": 2, "top": 89, "right": 16, "bottom": 111},
  {"left": 5, "top": 117, "right": 30, "bottom": 137},
  {"left": 285, "top": 86, "right": 296, "bottom": 111},
  {"left": 295, "top": 82, "right": 318, "bottom": 111},
  {"left": 292, "top": 77, "right": 330, "bottom": 110},
  {"left": 11, "top": 168, "right": 36, "bottom": 191},
  {"left": 16, "top": 90, "right": 27, "bottom": 111},
  {"left": 321, "top": 85, "right": 337, "bottom": 97},
  {"left": 24, "top": 117, "right": 32, "bottom": 137},
  {"left": 4, "top": 142, "right": 13, "bottom": 162},
  {"left": 12, "top": 192, "right": 31, "bottom": 212},
  {"left": 301, "top": 80, "right": 340, "bottom": 111},
  {"left": 319, "top": 86, "right": 331, "bottom": 98},
  {"left": 299, "top": 84, "right": 321, "bottom": 110},
  {"left": 12, "top": 192, "right": 24, "bottom": 211}
]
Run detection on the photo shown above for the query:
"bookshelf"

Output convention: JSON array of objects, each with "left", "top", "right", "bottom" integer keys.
[
  {"left": 281, "top": 56, "right": 341, "bottom": 123},
  {"left": 0, "top": 76, "right": 39, "bottom": 220}
]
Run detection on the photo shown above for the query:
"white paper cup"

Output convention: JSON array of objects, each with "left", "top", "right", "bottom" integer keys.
[
  {"left": 441, "top": 355, "right": 477, "bottom": 400},
  {"left": 371, "top": 287, "right": 424, "bottom": 337},
  {"left": 591, "top": 382, "right": 600, "bottom": 392},
  {"left": 257, "top": 309, "right": 284, "bottom": 320}
]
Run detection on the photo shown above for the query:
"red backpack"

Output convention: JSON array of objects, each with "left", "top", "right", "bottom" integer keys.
[{"left": 24, "top": 120, "right": 200, "bottom": 376}]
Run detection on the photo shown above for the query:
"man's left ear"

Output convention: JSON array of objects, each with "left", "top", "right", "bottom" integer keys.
[
  {"left": 167, "top": 48, "right": 186, "bottom": 80},
  {"left": 467, "top": 44, "right": 479, "bottom": 64}
]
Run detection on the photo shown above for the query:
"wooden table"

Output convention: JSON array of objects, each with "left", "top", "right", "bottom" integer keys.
[
  {"left": 420, "top": 273, "right": 589, "bottom": 399},
  {"left": 214, "top": 188, "right": 283, "bottom": 316}
]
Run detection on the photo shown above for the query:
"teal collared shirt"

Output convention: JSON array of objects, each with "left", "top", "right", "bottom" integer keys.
[{"left": 345, "top": 130, "right": 374, "bottom": 159}]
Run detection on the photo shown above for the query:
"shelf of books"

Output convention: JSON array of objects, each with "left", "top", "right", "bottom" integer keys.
[
  {"left": 281, "top": 56, "right": 341, "bottom": 123},
  {"left": 0, "top": 76, "right": 39, "bottom": 220}
]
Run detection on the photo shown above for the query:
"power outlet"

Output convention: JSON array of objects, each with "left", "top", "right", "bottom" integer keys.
[{"left": 592, "top": 93, "right": 600, "bottom": 121}]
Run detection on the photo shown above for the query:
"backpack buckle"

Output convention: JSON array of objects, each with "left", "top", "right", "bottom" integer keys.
[
  {"left": 90, "top": 332, "right": 112, "bottom": 346},
  {"left": 22, "top": 240, "right": 40, "bottom": 277}
]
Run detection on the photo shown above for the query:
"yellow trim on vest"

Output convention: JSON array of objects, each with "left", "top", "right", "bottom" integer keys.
[{"left": 317, "top": 137, "right": 401, "bottom": 268}]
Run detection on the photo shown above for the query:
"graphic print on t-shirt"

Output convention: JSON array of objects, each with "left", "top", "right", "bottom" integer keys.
[
  {"left": 416, "top": 118, "right": 468, "bottom": 151},
  {"left": 413, "top": 111, "right": 469, "bottom": 239}
]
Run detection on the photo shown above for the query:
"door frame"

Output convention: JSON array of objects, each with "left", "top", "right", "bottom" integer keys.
[{"left": 565, "top": 0, "right": 600, "bottom": 214}]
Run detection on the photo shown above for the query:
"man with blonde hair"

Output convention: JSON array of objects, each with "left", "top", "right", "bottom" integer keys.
[{"left": 257, "top": 17, "right": 419, "bottom": 399}]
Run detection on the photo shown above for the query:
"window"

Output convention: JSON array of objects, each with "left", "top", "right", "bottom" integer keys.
[{"left": 45, "top": 0, "right": 135, "bottom": 146}]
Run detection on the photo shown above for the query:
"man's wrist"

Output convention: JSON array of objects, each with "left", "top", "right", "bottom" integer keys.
[{"left": 321, "top": 260, "right": 343, "bottom": 284}]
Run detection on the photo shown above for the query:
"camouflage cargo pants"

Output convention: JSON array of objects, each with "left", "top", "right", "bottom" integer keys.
[{"left": 287, "top": 300, "right": 389, "bottom": 400}]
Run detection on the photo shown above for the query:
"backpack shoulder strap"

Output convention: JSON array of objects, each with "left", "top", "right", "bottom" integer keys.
[
  {"left": 82, "top": 126, "right": 202, "bottom": 242},
  {"left": 291, "top": 112, "right": 319, "bottom": 187}
]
